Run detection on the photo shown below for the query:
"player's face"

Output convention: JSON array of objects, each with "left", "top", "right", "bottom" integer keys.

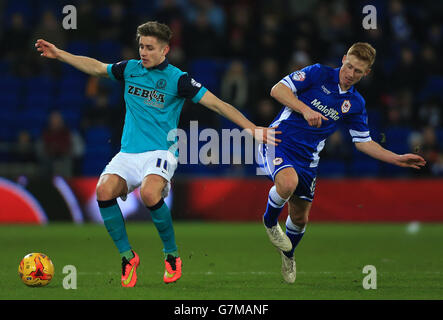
[
  {"left": 339, "top": 55, "right": 371, "bottom": 90},
  {"left": 138, "top": 36, "right": 169, "bottom": 69}
]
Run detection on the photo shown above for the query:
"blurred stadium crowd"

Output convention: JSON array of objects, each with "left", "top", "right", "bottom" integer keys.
[{"left": 0, "top": 0, "right": 442, "bottom": 178}]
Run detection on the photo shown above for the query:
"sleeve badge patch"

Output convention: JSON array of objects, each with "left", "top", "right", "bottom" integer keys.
[
  {"left": 292, "top": 71, "right": 306, "bottom": 81},
  {"left": 191, "top": 78, "right": 202, "bottom": 88}
]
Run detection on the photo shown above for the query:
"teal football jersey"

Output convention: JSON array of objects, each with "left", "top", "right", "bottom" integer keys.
[{"left": 107, "top": 59, "right": 207, "bottom": 154}]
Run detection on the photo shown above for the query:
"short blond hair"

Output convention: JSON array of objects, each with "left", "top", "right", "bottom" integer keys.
[{"left": 347, "top": 42, "right": 376, "bottom": 67}]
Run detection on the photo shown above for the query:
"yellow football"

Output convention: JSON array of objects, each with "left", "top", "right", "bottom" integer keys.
[{"left": 18, "top": 253, "right": 54, "bottom": 287}]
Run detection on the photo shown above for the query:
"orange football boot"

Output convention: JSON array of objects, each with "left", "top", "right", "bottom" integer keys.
[
  {"left": 121, "top": 251, "right": 140, "bottom": 287},
  {"left": 163, "top": 254, "right": 182, "bottom": 284}
]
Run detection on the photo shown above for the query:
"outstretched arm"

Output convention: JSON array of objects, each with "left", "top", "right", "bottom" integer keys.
[
  {"left": 355, "top": 140, "right": 426, "bottom": 169},
  {"left": 35, "top": 39, "right": 109, "bottom": 77},
  {"left": 198, "top": 90, "right": 281, "bottom": 146}
]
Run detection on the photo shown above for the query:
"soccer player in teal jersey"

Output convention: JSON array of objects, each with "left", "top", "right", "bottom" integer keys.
[{"left": 35, "top": 21, "right": 280, "bottom": 287}]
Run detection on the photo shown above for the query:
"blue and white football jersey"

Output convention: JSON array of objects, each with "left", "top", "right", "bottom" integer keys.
[
  {"left": 259, "top": 63, "right": 371, "bottom": 201},
  {"left": 272, "top": 63, "right": 371, "bottom": 168},
  {"left": 107, "top": 58, "right": 207, "bottom": 154}
]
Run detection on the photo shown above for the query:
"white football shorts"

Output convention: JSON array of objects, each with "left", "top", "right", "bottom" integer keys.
[{"left": 100, "top": 150, "right": 178, "bottom": 200}]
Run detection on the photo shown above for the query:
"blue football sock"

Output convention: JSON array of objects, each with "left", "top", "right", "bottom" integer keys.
[
  {"left": 148, "top": 198, "right": 178, "bottom": 254},
  {"left": 98, "top": 199, "right": 132, "bottom": 255},
  {"left": 283, "top": 216, "right": 306, "bottom": 258},
  {"left": 263, "top": 186, "right": 289, "bottom": 228}
]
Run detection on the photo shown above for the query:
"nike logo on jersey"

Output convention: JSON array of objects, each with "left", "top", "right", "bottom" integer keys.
[
  {"left": 130, "top": 74, "right": 144, "bottom": 78},
  {"left": 311, "top": 99, "right": 340, "bottom": 120}
]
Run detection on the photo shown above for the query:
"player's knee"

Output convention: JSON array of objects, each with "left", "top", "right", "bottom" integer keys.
[
  {"left": 140, "top": 188, "right": 162, "bottom": 207},
  {"left": 276, "top": 178, "right": 298, "bottom": 199},
  {"left": 96, "top": 183, "right": 114, "bottom": 201},
  {"left": 96, "top": 174, "right": 127, "bottom": 201}
]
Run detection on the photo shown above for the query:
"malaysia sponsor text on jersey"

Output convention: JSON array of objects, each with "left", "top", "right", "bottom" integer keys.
[{"left": 310, "top": 98, "right": 340, "bottom": 121}]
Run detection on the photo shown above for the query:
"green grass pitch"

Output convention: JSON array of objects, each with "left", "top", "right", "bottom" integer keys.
[{"left": 1, "top": 222, "right": 442, "bottom": 300}]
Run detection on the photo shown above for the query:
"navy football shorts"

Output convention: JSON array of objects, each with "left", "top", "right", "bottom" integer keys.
[{"left": 258, "top": 143, "right": 317, "bottom": 202}]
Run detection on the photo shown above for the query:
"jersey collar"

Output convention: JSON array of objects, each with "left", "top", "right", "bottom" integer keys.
[
  {"left": 150, "top": 58, "right": 169, "bottom": 71},
  {"left": 139, "top": 58, "right": 169, "bottom": 71},
  {"left": 334, "top": 67, "right": 355, "bottom": 94}
]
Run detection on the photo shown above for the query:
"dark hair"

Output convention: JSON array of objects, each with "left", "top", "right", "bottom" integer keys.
[{"left": 136, "top": 21, "right": 172, "bottom": 44}]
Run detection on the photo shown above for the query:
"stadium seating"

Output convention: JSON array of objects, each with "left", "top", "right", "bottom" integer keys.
[
  {"left": 349, "top": 159, "right": 380, "bottom": 177},
  {"left": 55, "top": 76, "right": 90, "bottom": 110},
  {"left": 317, "top": 160, "right": 346, "bottom": 177},
  {"left": 59, "top": 75, "right": 87, "bottom": 92},
  {"left": 81, "top": 144, "right": 113, "bottom": 176},
  {"left": 189, "top": 59, "right": 226, "bottom": 95},
  {"left": 82, "top": 126, "right": 113, "bottom": 176},
  {"left": 0, "top": 109, "right": 21, "bottom": 142},
  {"left": 377, "top": 127, "right": 412, "bottom": 176},
  {"left": 129, "top": 0, "right": 157, "bottom": 15},
  {"left": 24, "top": 75, "right": 56, "bottom": 95},
  {"left": 85, "top": 126, "right": 112, "bottom": 145},
  {"left": 4, "top": 2, "right": 33, "bottom": 23},
  {"left": 384, "top": 127, "right": 412, "bottom": 155},
  {"left": 437, "top": 128, "right": 443, "bottom": 149},
  {"left": 54, "top": 92, "right": 89, "bottom": 111},
  {"left": 1, "top": 2, "right": 440, "bottom": 179},
  {"left": 418, "top": 76, "right": 443, "bottom": 102},
  {"left": 24, "top": 92, "right": 54, "bottom": 112},
  {"left": 65, "top": 41, "right": 93, "bottom": 57},
  {"left": 0, "top": 61, "right": 10, "bottom": 76},
  {"left": 95, "top": 40, "right": 122, "bottom": 63},
  {"left": 18, "top": 110, "right": 48, "bottom": 139},
  {"left": 60, "top": 109, "right": 81, "bottom": 130},
  {"left": 366, "top": 109, "right": 382, "bottom": 131},
  {"left": 0, "top": 91, "right": 21, "bottom": 111},
  {"left": 0, "top": 75, "right": 22, "bottom": 95}
]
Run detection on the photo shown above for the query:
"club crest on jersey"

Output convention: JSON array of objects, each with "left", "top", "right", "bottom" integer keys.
[
  {"left": 155, "top": 79, "right": 167, "bottom": 89},
  {"left": 341, "top": 100, "right": 351, "bottom": 113},
  {"left": 292, "top": 71, "right": 306, "bottom": 81},
  {"left": 273, "top": 157, "right": 283, "bottom": 166}
]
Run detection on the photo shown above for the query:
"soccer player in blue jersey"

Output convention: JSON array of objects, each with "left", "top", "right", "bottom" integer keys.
[
  {"left": 36, "top": 21, "right": 279, "bottom": 287},
  {"left": 259, "top": 42, "right": 426, "bottom": 283}
]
